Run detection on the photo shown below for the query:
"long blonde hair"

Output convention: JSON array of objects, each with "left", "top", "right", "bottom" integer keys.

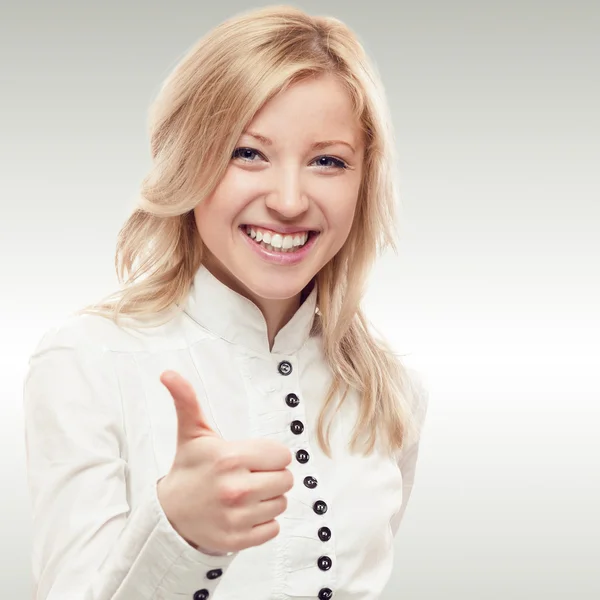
[{"left": 78, "top": 5, "right": 421, "bottom": 457}]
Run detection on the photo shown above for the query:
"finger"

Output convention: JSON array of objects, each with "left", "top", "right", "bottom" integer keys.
[
  {"left": 252, "top": 495, "right": 288, "bottom": 526},
  {"left": 232, "top": 439, "right": 292, "bottom": 472},
  {"left": 238, "top": 519, "right": 281, "bottom": 550},
  {"left": 160, "top": 370, "right": 218, "bottom": 445},
  {"left": 237, "top": 495, "right": 288, "bottom": 529},
  {"left": 247, "top": 469, "right": 294, "bottom": 502}
]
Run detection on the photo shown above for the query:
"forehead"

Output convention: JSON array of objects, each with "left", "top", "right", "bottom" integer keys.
[{"left": 245, "top": 74, "right": 362, "bottom": 146}]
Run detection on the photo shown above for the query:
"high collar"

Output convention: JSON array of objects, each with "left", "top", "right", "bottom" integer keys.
[{"left": 182, "top": 264, "right": 319, "bottom": 356}]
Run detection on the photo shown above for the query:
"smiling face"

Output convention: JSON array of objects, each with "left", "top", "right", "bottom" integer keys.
[{"left": 194, "top": 73, "right": 364, "bottom": 304}]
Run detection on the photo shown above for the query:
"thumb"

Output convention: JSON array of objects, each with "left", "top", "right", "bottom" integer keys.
[{"left": 160, "top": 370, "right": 218, "bottom": 445}]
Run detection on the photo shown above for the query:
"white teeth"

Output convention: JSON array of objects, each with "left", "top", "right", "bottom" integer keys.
[{"left": 244, "top": 225, "right": 312, "bottom": 252}]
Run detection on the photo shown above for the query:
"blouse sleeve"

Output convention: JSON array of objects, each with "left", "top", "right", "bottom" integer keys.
[
  {"left": 390, "top": 369, "right": 430, "bottom": 536},
  {"left": 23, "top": 332, "right": 237, "bottom": 600}
]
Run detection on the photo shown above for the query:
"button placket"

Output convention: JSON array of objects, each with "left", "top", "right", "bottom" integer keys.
[
  {"left": 276, "top": 355, "right": 335, "bottom": 598},
  {"left": 276, "top": 357, "right": 308, "bottom": 457}
]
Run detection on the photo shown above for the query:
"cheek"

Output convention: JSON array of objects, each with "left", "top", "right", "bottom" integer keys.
[
  {"left": 317, "top": 177, "right": 361, "bottom": 234},
  {"left": 195, "top": 169, "right": 254, "bottom": 228}
]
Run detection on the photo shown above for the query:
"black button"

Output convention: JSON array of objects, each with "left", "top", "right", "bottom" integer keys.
[
  {"left": 290, "top": 420, "right": 304, "bottom": 435},
  {"left": 313, "top": 500, "right": 328, "bottom": 515},
  {"left": 193, "top": 590, "right": 209, "bottom": 600},
  {"left": 277, "top": 360, "right": 292, "bottom": 375},
  {"left": 304, "top": 476, "right": 318, "bottom": 489},
  {"left": 285, "top": 393, "right": 300, "bottom": 407},
  {"left": 317, "top": 555, "right": 332, "bottom": 571},
  {"left": 319, "top": 588, "right": 334, "bottom": 600},
  {"left": 296, "top": 449, "right": 310, "bottom": 464},
  {"left": 206, "top": 569, "right": 222, "bottom": 580},
  {"left": 318, "top": 526, "right": 332, "bottom": 541}
]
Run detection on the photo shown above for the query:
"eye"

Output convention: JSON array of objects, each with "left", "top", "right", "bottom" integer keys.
[
  {"left": 312, "top": 155, "right": 349, "bottom": 170},
  {"left": 231, "top": 147, "right": 265, "bottom": 163}
]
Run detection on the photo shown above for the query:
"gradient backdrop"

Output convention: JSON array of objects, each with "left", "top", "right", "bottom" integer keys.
[{"left": 2, "top": 1, "right": 599, "bottom": 598}]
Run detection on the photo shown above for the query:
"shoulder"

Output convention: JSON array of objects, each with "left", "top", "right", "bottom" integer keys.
[
  {"left": 25, "top": 314, "right": 131, "bottom": 401},
  {"left": 29, "top": 309, "right": 205, "bottom": 359},
  {"left": 23, "top": 315, "right": 131, "bottom": 444},
  {"left": 30, "top": 313, "right": 142, "bottom": 358}
]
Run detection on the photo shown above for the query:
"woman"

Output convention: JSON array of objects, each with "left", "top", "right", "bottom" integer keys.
[{"left": 23, "top": 5, "right": 428, "bottom": 600}]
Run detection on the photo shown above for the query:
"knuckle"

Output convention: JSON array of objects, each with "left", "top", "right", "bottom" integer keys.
[
  {"left": 214, "top": 451, "right": 242, "bottom": 473},
  {"left": 217, "top": 483, "right": 248, "bottom": 506}
]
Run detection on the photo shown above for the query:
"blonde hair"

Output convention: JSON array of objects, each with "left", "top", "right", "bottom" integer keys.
[{"left": 78, "top": 5, "right": 421, "bottom": 457}]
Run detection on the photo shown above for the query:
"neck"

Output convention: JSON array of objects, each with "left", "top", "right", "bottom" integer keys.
[
  {"left": 202, "top": 257, "right": 305, "bottom": 351},
  {"left": 255, "top": 295, "right": 302, "bottom": 351}
]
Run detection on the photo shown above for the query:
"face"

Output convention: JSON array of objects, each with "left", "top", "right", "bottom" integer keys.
[{"left": 194, "top": 73, "right": 364, "bottom": 304}]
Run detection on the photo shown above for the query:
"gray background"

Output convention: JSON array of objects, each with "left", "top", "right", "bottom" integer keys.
[{"left": 2, "top": 1, "right": 599, "bottom": 598}]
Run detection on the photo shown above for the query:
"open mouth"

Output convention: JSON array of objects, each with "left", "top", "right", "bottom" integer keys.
[{"left": 240, "top": 225, "right": 320, "bottom": 254}]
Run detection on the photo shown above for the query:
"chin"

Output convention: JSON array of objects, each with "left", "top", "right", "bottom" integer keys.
[
  {"left": 244, "top": 279, "right": 307, "bottom": 302},
  {"left": 236, "top": 269, "right": 313, "bottom": 302}
]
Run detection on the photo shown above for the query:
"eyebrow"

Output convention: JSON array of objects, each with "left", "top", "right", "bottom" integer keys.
[{"left": 243, "top": 130, "right": 356, "bottom": 153}]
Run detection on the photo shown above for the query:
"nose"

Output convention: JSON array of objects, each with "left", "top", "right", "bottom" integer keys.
[{"left": 264, "top": 168, "right": 309, "bottom": 219}]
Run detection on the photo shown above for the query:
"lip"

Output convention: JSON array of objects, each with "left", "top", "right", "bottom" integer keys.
[
  {"left": 241, "top": 223, "right": 318, "bottom": 235},
  {"left": 239, "top": 226, "right": 320, "bottom": 266}
]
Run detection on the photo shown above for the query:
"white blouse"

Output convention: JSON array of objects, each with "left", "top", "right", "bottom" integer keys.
[{"left": 23, "top": 264, "right": 428, "bottom": 600}]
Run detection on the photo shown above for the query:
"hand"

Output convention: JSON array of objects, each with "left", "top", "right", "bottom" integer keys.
[{"left": 157, "top": 370, "right": 293, "bottom": 555}]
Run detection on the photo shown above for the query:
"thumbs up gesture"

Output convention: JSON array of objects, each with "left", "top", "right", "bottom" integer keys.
[{"left": 156, "top": 370, "right": 294, "bottom": 555}]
